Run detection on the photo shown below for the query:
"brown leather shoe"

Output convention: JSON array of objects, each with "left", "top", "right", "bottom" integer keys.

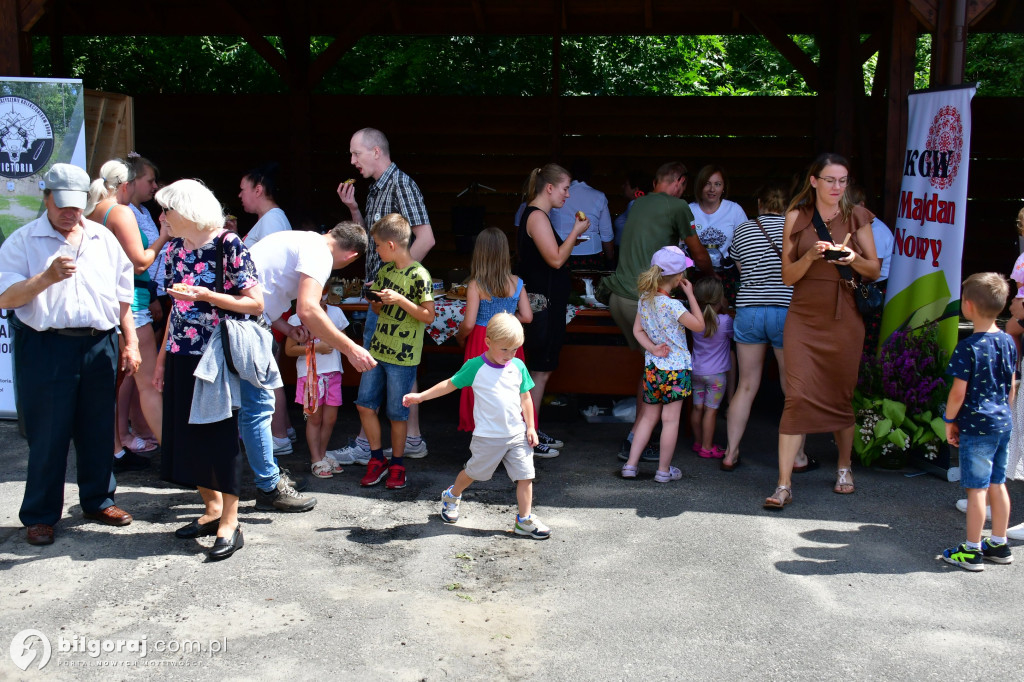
[
  {"left": 83, "top": 505, "right": 133, "bottom": 526},
  {"left": 26, "top": 524, "right": 54, "bottom": 545}
]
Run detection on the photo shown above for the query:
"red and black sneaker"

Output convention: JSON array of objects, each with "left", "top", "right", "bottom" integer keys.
[
  {"left": 385, "top": 464, "right": 407, "bottom": 490},
  {"left": 360, "top": 458, "right": 390, "bottom": 487}
]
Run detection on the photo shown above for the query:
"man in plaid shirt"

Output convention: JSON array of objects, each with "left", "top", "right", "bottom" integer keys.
[{"left": 335, "top": 128, "right": 436, "bottom": 462}]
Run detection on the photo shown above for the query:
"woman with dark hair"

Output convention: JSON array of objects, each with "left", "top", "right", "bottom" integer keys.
[
  {"left": 516, "top": 164, "right": 589, "bottom": 457},
  {"left": 239, "top": 162, "right": 291, "bottom": 248},
  {"left": 689, "top": 164, "right": 748, "bottom": 264},
  {"left": 764, "top": 153, "right": 879, "bottom": 509}
]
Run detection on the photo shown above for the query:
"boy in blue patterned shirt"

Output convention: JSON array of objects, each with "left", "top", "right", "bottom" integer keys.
[{"left": 941, "top": 272, "right": 1017, "bottom": 571}]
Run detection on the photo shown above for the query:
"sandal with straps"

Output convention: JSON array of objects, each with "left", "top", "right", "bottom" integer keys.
[
  {"left": 310, "top": 459, "right": 334, "bottom": 479},
  {"left": 763, "top": 485, "right": 792, "bottom": 510},
  {"left": 834, "top": 468, "right": 855, "bottom": 494},
  {"left": 621, "top": 464, "right": 639, "bottom": 479}
]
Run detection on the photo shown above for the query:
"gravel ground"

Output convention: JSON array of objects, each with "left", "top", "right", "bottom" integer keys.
[{"left": 2, "top": 385, "right": 1022, "bottom": 681}]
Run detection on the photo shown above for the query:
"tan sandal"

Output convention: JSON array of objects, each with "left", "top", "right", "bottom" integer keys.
[
  {"left": 833, "top": 468, "right": 855, "bottom": 494},
  {"left": 763, "top": 485, "right": 792, "bottom": 509}
]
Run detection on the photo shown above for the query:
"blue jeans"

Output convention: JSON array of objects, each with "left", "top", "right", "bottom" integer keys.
[
  {"left": 958, "top": 430, "right": 1010, "bottom": 490},
  {"left": 355, "top": 360, "right": 418, "bottom": 421},
  {"left": 362, "top": 309, "right": 378, "bottom": 349},
  {"left": 239, "top": 379, "right": 280, "bottom": 492},
  {"left": 734, "top": 305, "right": 787, "bottom": 348}
]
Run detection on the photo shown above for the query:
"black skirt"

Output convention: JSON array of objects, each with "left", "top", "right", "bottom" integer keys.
[{"left": 160, "top": 353, "right": 242, "bottom": 496}]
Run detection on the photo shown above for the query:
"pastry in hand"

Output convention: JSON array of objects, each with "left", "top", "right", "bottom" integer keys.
[{"left": 576, "top": 211, "right": 586, "bottom": 221}]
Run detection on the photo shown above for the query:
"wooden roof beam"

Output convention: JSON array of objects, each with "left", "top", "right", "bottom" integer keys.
[
  {"left": 736, "top": 0, "right": 819, "bottom": 91},
  {"left": 471, "top": 0, "right": 486, "bottom": 32},
  {"left": 18, "top": 0, "right": 46, "bottom": 31},
  {"left": 859, "top": 32, "right": 883, "bottom": 63},
  {"left": 308, "top": 3, "right": 393, "bottom": 89},
  {"left": 219, "top": 0, "right": 289, "bottom": 78}
]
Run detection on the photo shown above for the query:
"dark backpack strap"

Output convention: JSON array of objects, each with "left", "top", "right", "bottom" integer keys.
[
  {"left": 754, "top": 217, "right": 782, "bottom": 257},
  {"left": 215, "top": 233, "right": 238, "bottom": 374},
  {"left": 810, "top": 207, "right": 856, "bottom": 282}
]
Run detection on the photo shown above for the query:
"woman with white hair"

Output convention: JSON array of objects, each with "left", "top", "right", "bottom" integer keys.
[
  {"left": 86, "top": 159, "right": 171, "bottom": 467},
  {"left": 152, "top": 179, "right": 263, "bottom": 561}
]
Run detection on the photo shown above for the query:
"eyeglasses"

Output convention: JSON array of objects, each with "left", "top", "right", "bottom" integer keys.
[
  {"left": 816, "top": 176, "right": 850, "bottom": 187},
  {"left": 160, "top": 206, "right": 174, "bottom": 214}
]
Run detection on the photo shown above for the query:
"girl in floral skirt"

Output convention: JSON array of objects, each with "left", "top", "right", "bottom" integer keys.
[{"left": 621, "top": 246, "right": 705, "bottom": 482}]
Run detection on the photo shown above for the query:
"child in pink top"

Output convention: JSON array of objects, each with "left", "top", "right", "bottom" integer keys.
[{"left": 690, "top": 277, "right": 733, "bottom": 458}]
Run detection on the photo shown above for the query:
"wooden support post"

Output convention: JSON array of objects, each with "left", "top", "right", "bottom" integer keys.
[
  {"left": 283, "top": 0, "right": 313, "bottom": 218},
  {"left": 0, "top": 0, "right": 22, "bottom": 76},
  {"left": 882, "top": 0, "right": 919, "bottom": 229},
  {"left": 550, "top": 3, "right": 562, "bottom": 163},
  {"left": 931, "top": 0, "right": 968, "bottom": 86}
]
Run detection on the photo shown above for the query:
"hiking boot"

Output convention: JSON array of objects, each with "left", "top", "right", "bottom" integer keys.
[
  {"left": 533, "top": 443, "right": 559, "bottom": 458},
  {"left": 385, "top": 464, "right": 407, "bottom": 490},
  {"left": 981, "top": 537, "right": 1013, "bottom": 564},
  {"left": 941, "top": 543, "right": 984, "bottom": 572},
  {"left": 254, "top": 479, "right": 317, "bottom": 512},
  {"left": 360, "top": 458, "right": 390, "bottom": 487},
  {"left": 536, "top": 431, "right": 564, "bottom": 449},
  {"left": 385, "top": 438, "right": 429, "bottom": 459},
  {"left": 272, "top": 436, "right": 293, "bottom": 456},
  {"left": 278, "top": 468, "right": 309, "bottom": 492},
  {"left": 440, "top": 486, "right": 461, "bottom": 523},
  {"left": 514, "top": 514, "right": 551, "bottom": 540}
]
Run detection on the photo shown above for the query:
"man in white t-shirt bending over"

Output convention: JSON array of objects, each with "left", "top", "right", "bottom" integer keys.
[{"left": 242, "top": 223, "right": 376, "bottom": 513}]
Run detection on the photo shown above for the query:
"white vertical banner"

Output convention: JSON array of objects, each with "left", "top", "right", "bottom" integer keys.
[
  {"left": 880, "top": 84, "right": 976, "bottom": 356},
  {"left": 0, "top": 77, "right": 87, "bottom": 419}
]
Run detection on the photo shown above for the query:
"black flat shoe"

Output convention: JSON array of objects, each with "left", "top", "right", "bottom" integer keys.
[
  {"left": 175, "top": 517, "right": 221, "bottom": 539},
  {"left": 208, "top": 525, "right": 243, "bottom": 561}
]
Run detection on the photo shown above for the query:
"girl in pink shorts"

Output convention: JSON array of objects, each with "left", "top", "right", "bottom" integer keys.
[{"left": 284, "top": 301, "right": 349, "bottom": 478}]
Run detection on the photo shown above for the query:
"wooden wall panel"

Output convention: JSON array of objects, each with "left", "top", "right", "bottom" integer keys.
[{"left": 133, "top": 94, "right": 1020, "bottom": 277}]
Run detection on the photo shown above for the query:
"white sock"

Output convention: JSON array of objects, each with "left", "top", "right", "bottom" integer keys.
[
  {"left": 966, "top": 540, "right": 982, "bottom": 551},
  {"left": 990, "top": 535, "right": 1007, "bottom": 545},
  {"left": 114, "top": 449, "right": 125, "bottom": 459}
]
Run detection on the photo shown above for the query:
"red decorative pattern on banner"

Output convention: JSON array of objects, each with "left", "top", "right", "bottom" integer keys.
[{"left": 925, "top": 105, "right": 963, "bottom": 190}]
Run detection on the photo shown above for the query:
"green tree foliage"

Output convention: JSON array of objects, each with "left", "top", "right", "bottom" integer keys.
[
  {"left": 29, "top": 32, "right": 1020, "bottom": 97},
  {"left": 965, "top": 33, "right": 1024, "bottom": 95}
]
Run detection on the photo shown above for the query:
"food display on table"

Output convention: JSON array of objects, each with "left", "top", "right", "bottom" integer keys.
[{"left": 447, "top": 283, "right": 468, "bottom": 300}]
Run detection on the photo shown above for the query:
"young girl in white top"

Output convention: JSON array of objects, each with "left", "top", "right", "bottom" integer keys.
[
  {"left": 689, "top": 277, "right": 734, "bottom": 458},
  {"left": 621, "top": 246, "right": 705, "bottom": 482},
  {"left": 284, "top": 298, "right": 349, "bottom": 478}
]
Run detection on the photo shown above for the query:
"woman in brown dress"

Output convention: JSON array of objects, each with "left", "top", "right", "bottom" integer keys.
[{"left": 764, "top": 153, "right": 879, "bottom": 509}]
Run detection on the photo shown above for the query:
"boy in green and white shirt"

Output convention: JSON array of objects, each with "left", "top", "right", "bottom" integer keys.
[{"left": 403, "top": 313, "right": 550, "bottom": 539}]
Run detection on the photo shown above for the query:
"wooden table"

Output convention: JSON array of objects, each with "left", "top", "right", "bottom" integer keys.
[{"left": 330, "top": 302, "right": 642, "bottom": 396}]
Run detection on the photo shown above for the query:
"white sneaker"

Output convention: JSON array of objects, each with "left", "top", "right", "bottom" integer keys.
[
  {"left": 384, "top": 438, "right": 429, "bottom": 459},
  {"left": 514, "top": 514, "right": 551, "bottom": 539},
  {"left": 1007, "top": 522, "right": 1024, "bottom": 541},
  {"left": 955, "top": 498, "right": 992, "bottom": 521},
  {"left": 332, "top": 440, "right": 371, "bottom": 466},
  {"left": 326, "top": 447, "right": 357, "bottom": 466},
  {"left": 272, "top": 436, "right": 293, "bottom": 456}
]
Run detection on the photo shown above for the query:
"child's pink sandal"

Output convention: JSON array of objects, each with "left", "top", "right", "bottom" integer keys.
[
  {"left": 311, "top": 459, "right": 334, "bottom": 478},
  {"left": 697, "top": 445, "right": 725, "bottom": 459}
]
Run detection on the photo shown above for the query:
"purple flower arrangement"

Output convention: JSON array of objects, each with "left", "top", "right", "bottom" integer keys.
[{"left": 859, "top": 323, "right": 948, "bottom": 413}]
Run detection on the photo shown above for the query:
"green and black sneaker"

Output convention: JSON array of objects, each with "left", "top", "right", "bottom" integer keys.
[
  {"left": 942, "top": 543, "right": 984, "bottom": 572},
  {"left": 981, "top": 538, "right": 1013, "bottom": 565}
]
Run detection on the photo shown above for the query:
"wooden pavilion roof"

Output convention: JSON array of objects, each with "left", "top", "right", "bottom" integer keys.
[{"left": 18, "top": 0, "right": 1022, "bottom": 38}]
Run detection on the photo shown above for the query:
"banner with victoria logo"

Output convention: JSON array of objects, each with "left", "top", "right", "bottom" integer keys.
[
  {"left": 0, "top": 77, "right": 87, "bottom": 419},
  {"left": 880, "top": 84, "right": 977, "bottom": 356}
]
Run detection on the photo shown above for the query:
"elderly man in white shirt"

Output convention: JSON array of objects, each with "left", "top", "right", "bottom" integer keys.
[
  {"left": 549, "top": 159, "right": 615, "bottom": 270},
  {"left": 0, "top": 164, "right": 140, "bottom": 546}
]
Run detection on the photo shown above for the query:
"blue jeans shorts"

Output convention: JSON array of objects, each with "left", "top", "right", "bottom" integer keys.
[
  {"left": 958, "top": 430, "right": 1010, "bottom": 490},
  {"left": 355, "top": 359, "right": 417, "bottom": 422},
  {"left": 733, "top": 305, "right": 787, "bottom": 348}
]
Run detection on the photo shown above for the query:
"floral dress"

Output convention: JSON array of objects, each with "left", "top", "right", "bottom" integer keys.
[{"left": 159, "top": 231, "right": 259, "bottom": 496}]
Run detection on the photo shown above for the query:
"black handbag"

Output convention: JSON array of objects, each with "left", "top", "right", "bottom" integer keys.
[
  {"left": 214, "top": 233, "right": 238, "bottom": 374},
  {"left": 810, "top": 208, "right": 883, "bottom": 315}
]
